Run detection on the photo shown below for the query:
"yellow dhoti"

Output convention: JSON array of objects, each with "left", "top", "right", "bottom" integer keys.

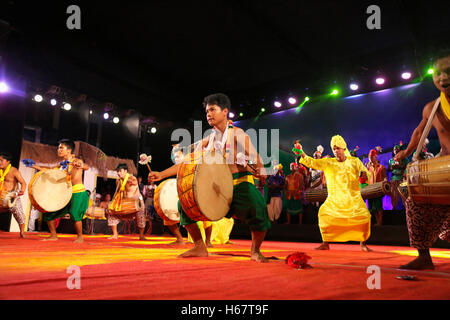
[{"left": 188, "top": 218, "right": 235, "bottom": 244}]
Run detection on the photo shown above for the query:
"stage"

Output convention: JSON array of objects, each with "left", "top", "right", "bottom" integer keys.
[{"left": 0, "top": 231, "right": 449, "bottom": 300}]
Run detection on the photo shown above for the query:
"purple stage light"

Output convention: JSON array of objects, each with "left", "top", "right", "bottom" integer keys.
[
  {"left": 288, "top": 97, "right": 297, "bottom": 105},
  {"left": 274, "top": 101, "right": 282, "bottom": 108},
  {"left": 229, "top": 112, "right": 235, "bottom": 119},
  {"left": 349, "top": 83, "right": 359, "bottom": 91}
]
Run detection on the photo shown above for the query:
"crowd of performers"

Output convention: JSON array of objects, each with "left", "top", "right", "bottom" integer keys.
[{"left": 0, "top": 51, "right": 449, "bottom": 270}]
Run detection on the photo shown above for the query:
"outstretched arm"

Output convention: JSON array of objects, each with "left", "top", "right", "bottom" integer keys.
[{"left": 14, "top": 168, "right": 27, "bottom": 196}]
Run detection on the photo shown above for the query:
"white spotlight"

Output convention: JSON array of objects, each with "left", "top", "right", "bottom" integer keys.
[
  {"left": 103, "top": 112, "right": 110, "bottom": 120},
  {"left": 33, "top": 94, "right": 43, "bottom": 102},
  {"left": 50, "top": 99, "right": 57, "bottom": 106},
  {"left": 63, "top": 103, "right": 71, "bottom": 111},
  {"left": 113, "top": 116, "right": 120, "bottom": 124},
  {"left": 151, "top": 127, "right": 157, "bottom": 134}
]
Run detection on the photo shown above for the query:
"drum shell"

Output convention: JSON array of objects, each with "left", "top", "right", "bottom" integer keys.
[
  {"left": 406, "top": 155, "right": 450, "bottom": 205},
  {"left": 154, "top": 179, "right": 180, "bottom": 223},
  {"left": 360, "top": 181, "right": 391, "bottom": 200},
  {"left": 304, "top": 188, "right": 327, "bottom": 203},
  {"left": 28, "top": 169, "right": 72, "bottom": 213},
  {"left": 109, "top": 198, "right": 141, "bottom": 215},
  {"left": 0, "top": 190, "right": 17, "bottom": 212},
  {"left": 85, "top": 207, "right": 106, "bottom": 219}
]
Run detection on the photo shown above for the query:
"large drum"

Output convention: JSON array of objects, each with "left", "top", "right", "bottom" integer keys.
[
  {"left": 154, "top": 178, "right": 180, "bottom": 223},
  {"left": 406, "top": 155, "right": 450, "bottom": 205},
  {"left": 0, "top": 190, "right": 18, "bottom": 212},
  {"left": 177, "top": 152, "right": 233, "bottom": 221},
  {"left": 360, "top": 181, "right": 391, "bottom": 200},
  {"left": 109, "top": 198, "right": 142, "bottom": 216},
  {"left": 304, "top": 181, "right": 391, "bottom": 203},
  {"left": 28, "top": 169, "right": 72, "bottom": 213},
  {"left": 85, "top": 206, "right": 106, "bottom": 219}
]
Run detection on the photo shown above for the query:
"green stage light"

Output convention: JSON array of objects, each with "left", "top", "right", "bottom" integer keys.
[
  {"left": 304, "top": 96, "right": 310, "bottom": 101},
  {"left": 427, "top": 68, "right": 435, "bottom": 75},
  {"left": 261, "top": 108, "right": 266, "bottom": 112},
  {"left": 239, "top": 112, "right": 244, "bottom": 117},
  {"left": 331, "top": 89, "right": 339, "bottom": 95}
]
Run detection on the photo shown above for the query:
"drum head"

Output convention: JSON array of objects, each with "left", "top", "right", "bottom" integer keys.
[
  {"left": 158, "top": 179, "right": 179, "bottom": 222},
  {"left": 193, "top": 152, "right": 233, "bottom": 221},
  {"left": 31, "top": 169, "right": 72, "bottom": 212}
]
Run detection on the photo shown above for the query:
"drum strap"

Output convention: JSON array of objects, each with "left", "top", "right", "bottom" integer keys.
[
  {"left": 0, "top": 164, "right": 11, "bottom": 191},
  {"left": 206, "top": 120, "right": 234, "bottom": 159},
  {"left": 109, "top": 173, "right": 130, "bottom": 212},
  {"left": 413, "top": 97, "right": 441, "bottom": 161}
]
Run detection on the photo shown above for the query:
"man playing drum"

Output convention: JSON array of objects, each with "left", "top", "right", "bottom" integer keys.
[
  {"left": 394, "top": 49, "right": 450, "bottom": 270},
  {"left": 107, "top": 164, "right": 147, "bottom": 240},
  {"left": 30, "top": 139, "right": 89, "bottom": 243},
  {"left": 149, "top": 93, "right": 271, "bottom": 262},
  {"left": 0, "top": 152, "right": 27, "bottom": 238}
]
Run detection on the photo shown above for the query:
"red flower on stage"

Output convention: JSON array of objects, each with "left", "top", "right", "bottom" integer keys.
[{"left": 285, "top": 252, "right": 312, "bottom": 269}]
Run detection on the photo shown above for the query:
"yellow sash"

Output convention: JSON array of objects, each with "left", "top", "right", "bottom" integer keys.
[
  {"left": 0, "top": 164, "right": 11, "bottom": 192},
  {"left": 441, "top": 92, "right": 450, "bottom": 120},
  {"left": 233, "top": 174, "right": 254, "bottom": 186},
  {"left": 109, "top": 173, "right": 129, "bottom": 212}
]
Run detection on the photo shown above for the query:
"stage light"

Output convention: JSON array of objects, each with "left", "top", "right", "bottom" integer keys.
[
  {"left": 274, "top": 101, "right": 282, "bottom": 108},
  {"left": 0, "top": 82, "right": 9, "bottom": 93},
  {"left": 349, "top": 83, "right": 359, "bottom": 91},
  {"left": 103, "top": 112, "right": 110, "bottom": 120},
  {"left": 89, "top": 110, "right": 93, "bottom": 115},
  {"left": 229, "top": 112, "right": 235, "bottom": 119},
  {"left": 288, "top": 97, "right": 297, "bottom": 105},
  {"left": 113, "top": 116, "right": 120, "bottom": 124},
  {"left": 331, "top": 89, "right": 339, "bottom": 95},
  {"left": 151, "top": 127, "right": 157, "bottom": 134},
  {"left": 50, "top": 98, "right": 57, "bottom": 106},
  {"left": 33, "top": 94, "right": 43, "bottom": 102},
  {"left": 401, "top": 72, "right": 412, "bottom": 80},
  {"left": 304, "top": 96, "right": 310, "bottom": 101},
  {"left": 239, "top": 112, "right": 244, "bottom": 117},
  {"left": 63, "top": 103, "right": 71, "bottom": 111},
  {"left": 261, "top": 107, "right": 266, "bottom": 112},
  {"left": 427, "top": 68, "right": 434, "bottom": 75},
  {"left": 375, "top": 77, "right": 385, "bottom": 85}
]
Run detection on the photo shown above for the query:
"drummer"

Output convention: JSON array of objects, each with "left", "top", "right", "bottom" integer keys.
[
  {"left": 107, "top": 164, "right": 147, "bottom": 240},
  {"left": 0, "top": 152, "right": 27, "bottom": 238},
  {"left": 394, "top": 49, "right": 450, "bottom": 270},
  {"left": 30, "top": 139, "right": 89, "bottom": 243},
  {"left": 149, "top": 93, "right": 271, "bottom": 262},
  {"left": 365, "top": 148, "right": 387, "bottom": 226}
]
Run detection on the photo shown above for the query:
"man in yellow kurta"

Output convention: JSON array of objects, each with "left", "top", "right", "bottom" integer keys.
[{"left": 299, "top": 135, "right": 372, "bottom": 251}]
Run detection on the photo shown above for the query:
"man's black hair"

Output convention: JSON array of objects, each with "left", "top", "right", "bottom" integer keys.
[
  {"left": 115, "top": 163, "right": 128, "bottom": 171},
  {"left": 0, "top": 151, "right": 13, "bottom": 161},
  {"left": 202, "top": 93, "right": 231, "bottom": 111},
  {"left": 58, "top": 139, "right": 75, "bottom": 153}
]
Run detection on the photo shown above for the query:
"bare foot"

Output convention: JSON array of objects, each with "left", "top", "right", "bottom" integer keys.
[
  {"left": 206, "top": 241, "right": 214, "bottom": 248},
  {"left": 139, "top": 236, "right": 147, "bottom": 241},
  {"left": 74, "top": 237, "right": 84, "bottom": 244},
  {"left": 42, "top": 235, "right": 58, "bottom": 241},
  {"left": 168, "top": 239, "right": 185, "bottom": 246},
  {"left": 107, "top": 235, "right": 119, "bottom": 240},
  {"left": 315, "top": 243, "right": 330, "bottom": 250},
  {"left": 251, "top": 251, "right": 269, "bottom": 263},
  {"left": 399, "top": 256, "right": 435, "bottom": 270},
  {"left": 360, "top": 243, "right": 372, "bottom": 252},
  {"left": 225, "top": 241, "right": 233, "bottom": 245},
  {"left": 178, "top": 245, "right": 209, "bottom": 258},
  {"left": 20, "top": 233, "right": 27, "bottom": 239}
]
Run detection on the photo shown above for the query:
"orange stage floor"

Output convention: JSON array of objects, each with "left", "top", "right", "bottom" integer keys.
[{"left": 0, "top": 231, "right": 449, "bottom": 300}]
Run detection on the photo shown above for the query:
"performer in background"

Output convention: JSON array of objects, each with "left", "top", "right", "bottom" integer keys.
[
  {"left": 299, "top": 135, "right": 372, "bottom": 251},
  {"left": 388, "top": 144, "right": 408, "bottom": 210},
  {"left": 29, "top": 139, "right": 89, "bottom": 243},
  {"left": 394, "top": 49, "right": 450, "bottom": 270},
  {"left": 266, "top": 164, "right": 285, "bottom": 223},
  {"left": 149, "top": 93, "right": 271, "bottom": 262},
  {"left": 0, "top": 152, "right": 27, "bottom": 238},
  {"left": 366, "top": 148, "right": 387, "bottom": 226},
  {"left": 107, "top": 164, "right": 147, "bottom": 241},
  {"left": 284, "top": 162, "right": 306, "bottom": 224}
]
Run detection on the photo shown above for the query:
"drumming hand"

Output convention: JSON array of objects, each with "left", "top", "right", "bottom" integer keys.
[
  {"left": 18, "top": 190, "right": 25, "bottom": 196},
  {"left": 394, "top": 150, "right": 407, "bottom": 162},
  {"left": 148, "top": 171, "right": 163, "bottom": 183}
]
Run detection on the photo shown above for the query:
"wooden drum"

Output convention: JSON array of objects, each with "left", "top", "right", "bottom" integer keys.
[
  {"left": 109, "top": 198, "right": 142, "bottom": 215},
  {"left": 154, "top": 178, "right": 180, "bottom": 223},
  {"left": 360, "top": 181, "right": 391, "bottom": 200},
  {"left": 177, "top": 152, "right": 233, "bottom": 221},
  {"left": 304, "top": 188, "right": 328, "bottom": 203},
  {"left": 0, "top": 190, "right": 18, "bottom": 212},
  {"left": 85, "top": 207, "right": 106, "bottom": 219},
  {"left": 406, "top": 155, "right": 450, "bottom": 205},
  {"left": 28, "top": 169, "right": 72, "bottom": 213}
]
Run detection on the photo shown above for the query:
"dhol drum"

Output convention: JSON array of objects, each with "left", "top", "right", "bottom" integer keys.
[
  {"left": 85, "top": 206, "right": 106, "bottom": 219},
  {"left": 28, "top": 169, "right": 72, "bottom": 213},
  {"left": 304, "top": 188, "right": 327, "bottom": 203},
  {"left": 305, "top": 181, "right": 391, "bottom": 203},
  {"left": 177, "top": 152, "right": 233, "bottom": 221},
  {"left": 154, "top": 178, "right": 180, "bottom": 223},
  {"left": 360, "top": 181, "right": 391, "bottom": 200},
  {"left": 109, "top": 198, "right": 142, "bottom": 215},
  {"left": 406, "top": 155, "right": 450, "bottom": 205},
  {"left": 0, "top": 190, "right": 18, "bottom": 212}
]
